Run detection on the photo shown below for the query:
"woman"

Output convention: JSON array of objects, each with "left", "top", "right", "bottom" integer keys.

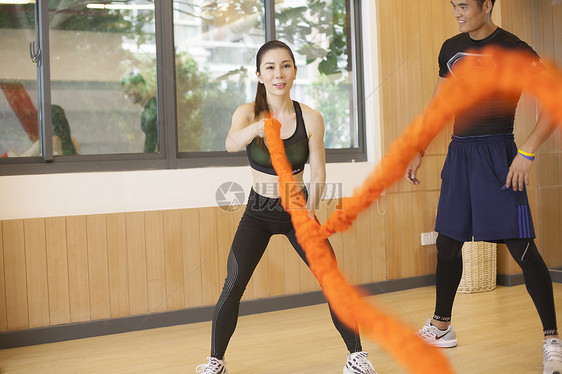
[{"left": 196, "top": 40, "right": 377, "bottom": 374}]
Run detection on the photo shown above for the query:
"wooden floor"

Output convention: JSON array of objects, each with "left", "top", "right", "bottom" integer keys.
[{"left": 1, "top": 284, "right": 561, "bottom": 374}]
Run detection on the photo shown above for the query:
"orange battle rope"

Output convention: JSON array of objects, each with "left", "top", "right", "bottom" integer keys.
[{"left": 264, "top": 46, "right": 562, "bottom": 374}]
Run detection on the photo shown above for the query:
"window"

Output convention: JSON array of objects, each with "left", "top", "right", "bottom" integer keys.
[
  {"left": 275, "top": 0, "right": 358, "bottom": 150},
  {"left": 0, "top": 0, "right": 365, "bottom": 175},
  {"left": 48, "top": 1, "right": 158, "bottom": 155},
  {"left": 173, "top": 1, "right": 264, "bottom": 153},
  {"left": 0, "top": 1, "right": 38, "bottom": 157}
]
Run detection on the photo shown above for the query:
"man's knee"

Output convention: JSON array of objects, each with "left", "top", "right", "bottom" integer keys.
[
  {"left": 436, "top": 234, "right": 464, "bottom": 261},
  {"left": 505, "top": 239, "right": 542, "bottom": 268}
]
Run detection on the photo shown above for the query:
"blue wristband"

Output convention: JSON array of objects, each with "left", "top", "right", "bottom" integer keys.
[{"left": 518, "top": 152, "right": 535, "bottom": 161}]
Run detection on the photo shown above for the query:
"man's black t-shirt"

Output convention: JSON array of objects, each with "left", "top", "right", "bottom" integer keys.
[{"left": 438, "top": 27, "right": 542, "bottom": 136}]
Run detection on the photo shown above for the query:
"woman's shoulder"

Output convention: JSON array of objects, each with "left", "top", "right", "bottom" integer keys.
[
  {"left": 232, "top": 102, "right": 257, "bottom": 124},
  {"left": 296, "top": 102, "right": 323, "bottom": 122},
  {"left": 295, "top": 102, "right": 324, "bottom": 135},
  {"left": 236, "top": 103, "right": 254, "bottom": 113}
]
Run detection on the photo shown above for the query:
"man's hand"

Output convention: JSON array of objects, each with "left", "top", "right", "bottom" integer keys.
[
  {"left": 505, "top": 153, "right": 533, "bottom": 191},
  {"left": 405, "top": 153, "right": 423, "bottom": 185}
]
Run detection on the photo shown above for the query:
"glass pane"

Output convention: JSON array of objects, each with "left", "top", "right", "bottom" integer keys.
[
  {"left": 276, "top": 0, "right": 356, "bottom": 149},
  {"left": 173, "top": 1, "right": 265, "bottom": 152},
  {"left": 0, "top": 2, "right": 40, "bottom": 158},
  {"left": 48, "top": 0, "right": 157, "bottom": 155}
]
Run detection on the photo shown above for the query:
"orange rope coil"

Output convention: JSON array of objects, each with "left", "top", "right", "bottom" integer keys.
[{"left": 264, "top": 46, "right": 562, "bottom": 374}]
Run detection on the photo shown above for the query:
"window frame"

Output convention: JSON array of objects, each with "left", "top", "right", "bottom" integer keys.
[{"left": 0, "top": 0, "right": 366, "bottom": 176}]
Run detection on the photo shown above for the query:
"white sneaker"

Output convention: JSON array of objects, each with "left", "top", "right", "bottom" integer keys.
[
  {"left": 195, "top": 357, "right": 228, "bottom": 374},
  {"left": 544, "top": 338, "right": 562, "bottom": 374},
  {"left": 343, "top": 351, "right": 377, "bottom": 374},
  {"left": 416, "top": 318, "right": 458, "bottom": 348}
]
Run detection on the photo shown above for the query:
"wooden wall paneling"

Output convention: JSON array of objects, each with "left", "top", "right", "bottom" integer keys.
[
  {"left": 215, "top": 207, "right": 235, "bottom": 295},
  {"left": 532, "top": 0, "right": 546, "bottom": 56},
  {"left": 125, "top": 212, "right": 148, "bottom": 315},
  {"left": 430, "top": 1, "right": 456, "bottom": 157},
  {"left": 3, "top": 220, "right": 28, "bottom": 330},
  {"left": 423, "top": 155, "right": 440, "bottom": 191},
  {"left": 392, "top": 1, "right": 407, "bottom": 191},
  {"left": 342, "top": 217, "right": 358, "bottom": 284},
  {"left": 425, "top": 191, "right": 440, "bottom": 273},
  {"left": 556, "top": 187, "right": 562, "bottom": 267},
  {"left": 398, "top": 193, "right": 416, "bottom": 278},
  {"left": 0, "top": 223, "right": 6, "bottom": 331},
  {"left": 539, "top": 188, "right": 554, "bottom": 266},
  {"left": 385, "top": 193, "right": 401, "bottom": 279},
  {"left": 181, "top": 208, "right": 203, "bottom": 308},
  {"left": 23, "top": 218, "right": 49, "bottom": 328},
  {"left": 282, "top": 234, "right": 301, "bottom": 295},
  {"left": 418, "top": 0, "right": 436, "bottom": 100},
  {"left": 162, "top": 210, "right": 185, "bottom": 311},
  {"left": 514, "top": 0, "right": 533, "bottom": 45},
  {"left": 556, "top": 153, "right": 562, "bottom": 186},
  {"left": 106, "top": 213, "right": 130, "bottom": 318},
  {"left": 283, "top": 203, "right": 319, "bottom": 296},
  {"left": 296, "top": 228, "right": 318, "bottom": 293},
  {"left": 369, "top": 201, "right": 388, "bottom": 282},
  {"left": 405, "top": 1, "right": 424, "bottom": 122},
  {"left": 355, "top": 208, "right": 373, "bottom": 285},
  {"left": 501, "top": 0, "right": 513, "bottom": 28},
  {"left": 198, "top": 207, "right": 220, "bottom": 306},
  {"left": 251, "top": 233, "right": 270, "bottom": 300},
  {"left": 497, "top": 243, "right": 510, "bottom": 275},
  {"left": 86, "top": 215, "right": 110, "bottom": 320},
  {"left": 325, "top": 202, "right": 344, "bottom": 290},
  {"left": 298, "top": 260, "right": 318, "bottom": 294},
  {"left": 45, "top": 217, "right": 71, "bottom": 325},
  {"left": 144, "top": 211, "right": 167, "bottom": 313},
  {"left": 412, "top": 192, "right": 427, "bottom": 276},
  {"left": 312, "top": 202, "right": 336, "bottom": 292},
  {"left": 546, "top": 188, "right": 560, "bottom": 267},
  {"left": 377, "top": 0, "right": 397, "bottom": 164},
  {"left": 540, "top": 153, "right": 559, "bottom": 187},
  {"left": 537, "top": 188, "right": 549, "bottom": 265},
  {"left": 554, "top": 0, "right": 562, "bottom": 62},
  {"left": 225, "top": 207, "right": 253, "bottom": 303},
  {"left": 430, "top": 0, "right": 447, "bottom": 57},
  {"left": 66, "top": 216, "right": 91, "bottom": 322},
  {"left": 376, "top": 0, "right": 396, "bottom": 85},
  {"left": 267, "top": 235, "right": 285, "bottom": 297}
]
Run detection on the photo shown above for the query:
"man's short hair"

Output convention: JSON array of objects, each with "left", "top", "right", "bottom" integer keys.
[{"left": 476, "top": 0, "right": 496, "bottom": 8}]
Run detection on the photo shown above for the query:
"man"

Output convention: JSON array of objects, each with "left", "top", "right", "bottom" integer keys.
[
  {"left": 121, "top": 72, "right": 158, "bottom": 153},
  {"left": 405, "top": 1, "right": 562, "bottom": 373}
]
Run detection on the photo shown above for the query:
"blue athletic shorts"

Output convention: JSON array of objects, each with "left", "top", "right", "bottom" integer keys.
[{"left": 435, "top": 133, "right": 535, "bottom": 242}]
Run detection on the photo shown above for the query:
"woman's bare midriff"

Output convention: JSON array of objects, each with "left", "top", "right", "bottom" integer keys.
[{"left": 251, "top": 168, "right": 305, "bottom": 198}]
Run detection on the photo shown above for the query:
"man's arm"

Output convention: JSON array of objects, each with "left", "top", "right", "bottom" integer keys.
[{"left": 505, "top": 107, "right": 558, "bottom": 191}]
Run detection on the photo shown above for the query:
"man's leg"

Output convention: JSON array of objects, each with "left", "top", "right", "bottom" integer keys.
[{"left": 433, "top": 234, "right": 465, "bottom": 327}]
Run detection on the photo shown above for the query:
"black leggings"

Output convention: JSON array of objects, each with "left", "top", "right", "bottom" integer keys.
[
  {"left": 433, "top": 233, "right": 558, "bottom": 335},
  {"left": 210, "top": 189, "right": 362, "bottom": 359}
]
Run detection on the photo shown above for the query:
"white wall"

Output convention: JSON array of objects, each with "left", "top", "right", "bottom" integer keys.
[{"left": 0, "top": 4, "right": 381, "bottom": 221}]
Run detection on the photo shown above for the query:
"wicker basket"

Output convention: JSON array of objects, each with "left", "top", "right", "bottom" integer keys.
[{"left": 457, "top": 241, "right": 497, "bottom": 293}]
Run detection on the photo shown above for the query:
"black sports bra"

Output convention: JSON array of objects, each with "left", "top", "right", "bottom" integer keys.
[{"left": 246, "top": 101, "right": 309, "bottom": 175}]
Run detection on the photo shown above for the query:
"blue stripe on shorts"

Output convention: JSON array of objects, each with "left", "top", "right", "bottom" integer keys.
[{"left": 435, "top": 133, "right": 535, "bottom": 242}]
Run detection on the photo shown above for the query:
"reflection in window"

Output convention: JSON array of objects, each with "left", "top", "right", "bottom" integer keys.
[
  {"left": 276, "top": 0, "right": 355, "bottom": 149},
  {"left": 173, "top": 0, "right": 265, "bottom": 152},
  {"left": 0, "top": 3, "right": 39, "bottom": 157},
  {"left": 48, "top": 1, "right": 158, "bottom": 155}
]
